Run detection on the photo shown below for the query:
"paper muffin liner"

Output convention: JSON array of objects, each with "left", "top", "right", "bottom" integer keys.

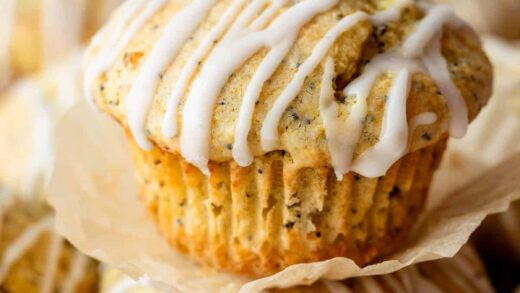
[
  {"left": 48, "top": 99, "right": 520, "bottom": 293},
  {"left": 128, "top": 132, "right": 446, "bottom": 276},
  {"left": 100, "top": 244, "right": 494, "bottom": 293}
]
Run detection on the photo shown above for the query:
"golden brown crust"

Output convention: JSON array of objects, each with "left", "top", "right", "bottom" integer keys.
[
  {"left": 90, "top": 0, "right": 492, "bottom": 166},
  {"left": 129, "top": 134, "right": 447, "bottom": 276}
]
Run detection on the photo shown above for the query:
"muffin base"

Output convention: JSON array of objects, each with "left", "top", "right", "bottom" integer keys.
[{"left": 129, "top": 135, "right": 447, "bottom": 276}]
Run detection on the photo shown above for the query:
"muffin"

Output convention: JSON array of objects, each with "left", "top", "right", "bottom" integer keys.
[
  {"left": 100, "top": 245, "right": 494, "bottom": 293},
  {"left": 0, "top": 189, "right": 98, "bottom": 292},
  {"left": 0, "top": 53, "right": 82, "bottom": 195},
  {"left": 85, "top": 0, "right": 492, "bottom": 276},
  {"left": 0, "top": 0, "right": 123, "bottom": 91}
]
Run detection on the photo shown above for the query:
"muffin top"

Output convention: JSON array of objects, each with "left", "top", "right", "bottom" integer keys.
[{"left": 85, "top": 0, "right": 492, "bottom": 177}]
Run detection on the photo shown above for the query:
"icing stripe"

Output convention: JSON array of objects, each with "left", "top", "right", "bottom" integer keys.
[
  {"left": 325, "top": 54, "right": 422, "bottom": 178},
  {"left": 351, "top": 69, "right": 411, "bottom": 177},
  {"left": 422, "top": 31, "right": 468, "bottom": 138},
  {"left": 403, "top": 5, "right": 468, "bottom": 137},
  {"left": 261, "top": 11, "right": 368, "bottom": 151},
  {"left": 84, "top": 0, "right": 166, "bottom": 104},
  {"left": 371, "top": 0, "right": 413, "bottom": 26},
  {"left": 410, "top": 112, "right": 438, "bottom": 131},
  {"left": 126, "top": 0, "right": 216, "bottom": 150},
  {"left": 162, "top": 0, "right": 250, "bottom": 139},
  {"left": 319, "top": 57, "right": 344, "bottom": 179},
  {"left": 180, "top": 0, "right": 338, "bottom": 174}
]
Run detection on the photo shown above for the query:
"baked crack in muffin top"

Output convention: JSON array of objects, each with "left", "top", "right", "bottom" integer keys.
[{"left": 85, "top": 0, "right": 492, "bottom": 178}]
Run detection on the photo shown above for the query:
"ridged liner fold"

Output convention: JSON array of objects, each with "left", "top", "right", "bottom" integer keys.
[{"left": 129, "top": 136, "right": 447, "bottom": 276}]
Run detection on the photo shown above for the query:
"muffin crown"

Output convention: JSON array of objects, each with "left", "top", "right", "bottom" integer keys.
[{"left": 86, "top": 0, "right": 492, "bottom": 178}]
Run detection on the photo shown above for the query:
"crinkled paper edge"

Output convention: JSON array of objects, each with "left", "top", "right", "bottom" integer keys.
[{"left": 48, "top": 101, "right": 520, "bottom": 293}]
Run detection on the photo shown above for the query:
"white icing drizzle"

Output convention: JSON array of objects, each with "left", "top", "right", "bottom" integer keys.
[
  {"left": 371, "top": 0, "right": 413, "bottom": 26},
  {"left": 350, "top": 69, "right": 412, "bottom": 177},
  {"left": 180, "top": 0, "right": 339, "bottom": 173},
  {"left": 402, "top": 5, "right": 454, "bottom": 58},
  {"left": 410, "top": 112, "right": 438, "bottom": 131},
  {"left": 402, "top": 5, "right": 468, "bottom": 137},
  {"left": 421, "top": 31, "right": 468, "bottom": 138},
  {"left": 359, "top": 277, "right": 385, "bottom": 293},
  {"left": 316, "top": 4, "right": 467, "bottom": 178},
  {"left": 40, "top": 232, "right": 63, "bottom": 293},
  {"left": 319, "top": 57, "right": 345, "bottom": 179},
  {"left": 321, "top": 53, "right": 424, "bottom": 178},
  {"left": 0, "top": 217, "right": 54, "bottom": 283},
  {"left": 0, "top": 0, "right": 16, "bottom": 89},
  {"left": 101, "top": 0, "right": 471, "bottom": 177},
  {"left": 323, "top": 280, "right": 353, "bottom": 293},
  {"left": 162, "top": 0, "right": 250, "bottom": 139},
  {"left": 60, "top": 252, "right": 89, "bottom": 293},
  {"left": 84, "top": 0, "right": 166, "bottom": 104},
  {"left": 261, "top": 10, "right": 368, "bottom": 152},
  {"left": 126, "top": 0, "right": 216, "bottom": 150}
]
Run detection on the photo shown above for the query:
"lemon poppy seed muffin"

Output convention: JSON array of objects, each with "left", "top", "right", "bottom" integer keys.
[
  {"left": 0, "top": 190, "right": 99, "bottom": 292},
  {"left": 100, "top": 245, "right": 494, "bottom": 293},
  {"left": 85, "top": 0, "right": 492, "bottom": 276},
  {"left": 0, "top": 0, "right": 123, "bottom": 91}
]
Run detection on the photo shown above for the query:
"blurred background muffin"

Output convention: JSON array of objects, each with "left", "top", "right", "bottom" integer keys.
[
  {"left": 0, "top": 53, "right": 82, "bottom": 196},
  {"left": 0, "top": 0, "right": 123, "bottom": 91},
  {"left": 0, "top": 188, "right": 98, "bottom": 292}
]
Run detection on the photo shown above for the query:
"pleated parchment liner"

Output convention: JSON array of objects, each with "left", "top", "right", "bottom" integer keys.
[
  {"left": 47, "top": 36, "right": 520, "bottom": 293},
  {"left": 48, "top": 100, "right": 519, "bottom": 293}
]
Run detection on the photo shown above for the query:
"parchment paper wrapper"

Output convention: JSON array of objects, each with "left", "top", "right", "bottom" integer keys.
[{"left": 47, "top": 38, "right": 520, "bottom": 292}]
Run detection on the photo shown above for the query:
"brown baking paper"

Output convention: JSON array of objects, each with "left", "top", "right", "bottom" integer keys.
[{"left": 47, "top": 39, "right": 520, "bottom": 293}]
